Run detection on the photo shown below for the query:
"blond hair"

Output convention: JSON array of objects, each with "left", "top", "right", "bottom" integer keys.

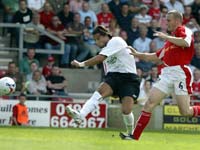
[{"left": 167, "top": 10, "right": 183, "bottom": 23}]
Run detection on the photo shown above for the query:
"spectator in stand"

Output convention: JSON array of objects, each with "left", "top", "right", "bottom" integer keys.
[
  {"left": 2, "top": 0, "right": 19, "bottom": 23},
  {"left": 181, "top": 0, "right": 194, "bottom": 6},
  {"left": 24, "top": 12, "right": 45, "bottom": 48},
  {"left": 11, "top": 93, "right": 29, "bottom": 126},
  {"left": 164, "top": 0, "right": 184, "bottom": 14},
  {"left": 191, "top": 68, "right": 200, "bottom": 105},
  {"left": 57, "top": 3, "right": 74, "bottom": 27},
  {"left": 133, "top": 25, "right": 152, "bottom": 53},
  {"left": 147, "top": 19, "right": 161, "bottom": 39},
  {"left": 46, "top": 65, "right": 68, "bottom": 95},
  {"left": 136, "top": 67, "right": 146, "bottom": 94},
  {"left": 78, "top": 2, "right": 98, "bottom": 27},
  {"left": 108, "top": 0, "right": 122, "bottom": 19},
  {"left": 97, "top": 3, "right": 113, "bottom": 28},
  {"left": 116, "top": 3, "right": 133, "bottom": 32},
  {"left": 27, "top": 12, "right": 45, "bottom": 30},
  {"left": 5, "top": 61, "right": 25, "bottom": 93},
  {"left": 192, "top": 0, "right": 200, "bottom": 25},
  {"left": 42, "top": 56, "right": 55, "bottom": 78},
  {"left": 142, "top": 0, "right": 153, "bottom": 7},
  {"left": 19, "top": 48, "right": 40, "bottom": 75},
  {"left": 185, "top": 19, "right": 200, "bottom": 33},
  {"left": 152, "top": 34, "right": 165, "bottom": 50},
  {"left": 69, "top": 0, "right": 83, "bottom": 13},
  {"left": 183, "top": 5, "right": 194, "bottom": 25},
  {"left": 128, "top": 0, "right": 142, "bottom": 14},
  {"left": 194, "top": 31, "right": 200, "bottom": 46},
  {"left": 45, "top": 16, "right": 72, "bottom": 68},
  {"left": 27, "top": 70, "right": 47, "bottom": 95},
  {"left": 26, "top": 61, "right": 39, "bottom": 81},
  {"left": 83, "top": 16, "right": 100, "bottom": 57},
  {"left": 13, "top": 0, "right": 33, "bottom": 24},
  {"left": 39, "top": 2, "right": 55, "bottom": 28},
  {"left": 191, "top": 44, "right": 200, "bottom": 69},
  {"left": 10, "top": 1, "right": 32, "bottom": 46},
  {"left": 108, "top": 18, "right": 120, "bottom": 36},
  {"left": 158, "top": 6, "right": 168, "bottom": 33},
  {"left": 67, "top": 13, "right": 89, "bottom": 62},
  {"left": 133, "top": 25, "right": 153, "bottom": 72},
  {"left": 89, "top": 0, "right": 105, "bottom": 14},
  {"left": 137, "top": 80, "right": 152, "bottom": 106},
  {"left": 148, "top": 0, "right": 160, "bottom": 20},
  {"left": 27, "top": 0, "right": 45, "bottom": 12},
  {"left": 48, "top": 0, "right": 68, "bottom": 14},
  {"left": 146, "top": 65, "right": 158, "bottom": 85},
  {"left": 119, "top": 30, "right": 128, "bottom": 44},
  {"left": 149, "top": 40, "right": 157, "bottom": 53},
  {"left": 127, "top": 17, "right": 140, "bottom": 45},
  {"left": 135, "top": 4, "right": 152, "bottom": 27}
]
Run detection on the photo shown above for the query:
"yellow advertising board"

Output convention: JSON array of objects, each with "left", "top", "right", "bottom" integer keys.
[{"left": 163, "top": 105, "right": 200, "bottom": 131}]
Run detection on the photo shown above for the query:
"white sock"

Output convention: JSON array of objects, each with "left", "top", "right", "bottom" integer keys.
[
  {"left": 80, "top": 91, "right": 103, "bottom": 118},
  {"left": 122, "top": 112, "right": 134, "bottom": 134}
]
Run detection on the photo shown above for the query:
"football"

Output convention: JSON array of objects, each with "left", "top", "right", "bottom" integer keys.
[{"left": 0, "top": 77, "right": 16, "bottom": 96}]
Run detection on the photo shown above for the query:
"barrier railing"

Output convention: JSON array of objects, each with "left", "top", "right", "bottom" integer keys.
[
  {"left": 0, "top": 23, "right": 65, "bottom": 61},
  {"left": 0, "top": 93, "right": 93, "bottom": 101}
]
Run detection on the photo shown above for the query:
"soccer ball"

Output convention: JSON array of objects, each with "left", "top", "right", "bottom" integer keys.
[{"left": 0, "top": 77, "right": 16, "bottom": 96}]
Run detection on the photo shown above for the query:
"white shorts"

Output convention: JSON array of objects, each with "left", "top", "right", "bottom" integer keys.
[{"left": 153, "top": 65, "right": 193, "bottom": 95}]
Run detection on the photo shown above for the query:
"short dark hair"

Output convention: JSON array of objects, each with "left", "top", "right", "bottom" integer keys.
[
  {"left": 8, "top": 61, "right": 16, "bottom": 66},
  {"left": 92, "top": 25, "right": 112, "bottom": 38},
  {"left": 19, "top": 93, "right": 26, "bottom": 97},
  {"left": 19, "top": 0, "right": 27, "bottom": 4}
]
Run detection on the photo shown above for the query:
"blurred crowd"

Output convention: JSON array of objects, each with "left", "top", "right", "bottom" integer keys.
[{"left": 0, "top": 0, "right": 200, "bottom": 104}]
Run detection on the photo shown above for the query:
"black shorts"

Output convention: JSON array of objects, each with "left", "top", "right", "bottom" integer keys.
[{"left": 104, "top": 72, "right": 141, "bottom": 101}]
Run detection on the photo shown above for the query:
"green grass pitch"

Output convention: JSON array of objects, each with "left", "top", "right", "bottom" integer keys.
[{"left": 0, "top": 127, "right": 199, "bottom": 150}]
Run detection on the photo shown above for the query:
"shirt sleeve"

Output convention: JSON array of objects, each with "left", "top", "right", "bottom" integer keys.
[
  {"left": 175, "top": 26, "right": 186, "bottom": 38},
  {"left": 156, "top": 48, "right": 162, "bottom": 58},
  {"left": 176, "top": 26, "right": 192, "bottom": 46},
  {"left": 99, "top": 37, "right": 127, "bottom": 57}
]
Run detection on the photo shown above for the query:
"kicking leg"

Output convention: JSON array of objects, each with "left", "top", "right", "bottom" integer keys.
[{"left": 66, "top": 82, "right": 113, "bottom": 123}]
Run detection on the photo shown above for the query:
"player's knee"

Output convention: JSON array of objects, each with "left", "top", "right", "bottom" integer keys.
[
  {"left": 179, "top": 109, "right": 191, "bottom": 116},
  {"left": 144, "top": 99, "right": 156, "bottom": 112},
  {"left": 122, "top": 110, "right": 132, "bottom": 115},
  {"left": 121, "top": 107, "right": 132, "bottom": 114}
]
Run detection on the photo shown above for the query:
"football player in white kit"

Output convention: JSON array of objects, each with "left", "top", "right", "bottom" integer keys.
[{"left": 66, "top": 26, "right": 140, "bottom": 137}]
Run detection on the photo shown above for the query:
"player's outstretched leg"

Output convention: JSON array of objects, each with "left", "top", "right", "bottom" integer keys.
[
  {"left": 66, "top": 91, "right": 103, "bottom": 125},
  {"left": 66, "top": 106, "right": 82, "bottom": 124}
]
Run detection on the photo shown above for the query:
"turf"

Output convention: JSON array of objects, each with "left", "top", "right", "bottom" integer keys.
[{"left": 0, "top": 127, "right": 199, "bottom": 150}]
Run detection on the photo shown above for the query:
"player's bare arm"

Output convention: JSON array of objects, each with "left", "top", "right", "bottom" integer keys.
[
  {"left": 127, "top": 46, "right": 161, "bottom": 63},
  {"left": 154, "top": 31, "right": 190, "bottom": 47},
  {"left": 71, "top": 54, "right": 107, "bottom": 67}
]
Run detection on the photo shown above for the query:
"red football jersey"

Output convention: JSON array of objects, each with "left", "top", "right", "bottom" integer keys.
[
  {"left": 192, "top": 81, "right": 200, "bottom": 93},
  {"left": 148, "top": 7, "right": 160, "bottom": 20},
  {"left": 156, "top": 26, "right": 194, "bottom": 66},
  {"left": 97, "top": 12, "right": 113, "bottom": 28}
]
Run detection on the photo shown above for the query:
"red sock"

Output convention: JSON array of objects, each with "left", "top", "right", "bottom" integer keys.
[
  {"left": 132, "top": 111, "right": 151, "bottom": 140},
  {"left": 192, "top": 106, "right": 200, "bottom": 117}
]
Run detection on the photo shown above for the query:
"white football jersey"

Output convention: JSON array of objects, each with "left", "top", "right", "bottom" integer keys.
[{"left": 99, "top": 37, "right": 137, "bottom": 74}]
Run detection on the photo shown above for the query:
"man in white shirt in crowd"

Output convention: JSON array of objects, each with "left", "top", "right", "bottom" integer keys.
[{"left": 133, "top": 25, "right": 152, "bottom": 53}]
